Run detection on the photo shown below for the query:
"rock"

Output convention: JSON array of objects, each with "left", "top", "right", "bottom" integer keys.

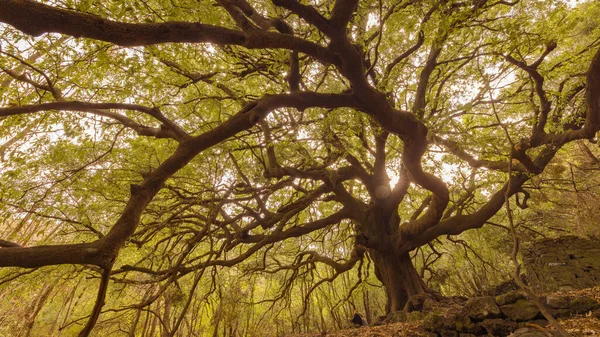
[
  {"left": 557, "top": 285, "right": 576, "bottom": 291},
  {"left": 387, "top": 311, "right": 407, "bottom": 323},
  {"left": 464, "top": 296, "right": 501, "bottom": 320},
  {"left": 423, "top": 298, "right": 439, "bottom": 311},
  {"left": 422, "top": 312, "right": 444, "bottom": 332},
  {"left": 546, "top": 295, "right": 569, "bottom": 308},
  {"left": 445, "top": 313, "right": 481, "bottom": 334},
  {"left": 486, "top": 278, "right": 523, "bottom": 296},
  {"left": 496, "top": 291, "right": 526, "bottom": 306},
  {"left": 406, "top": 293, "right": 433, "bottom": 311},
  {"left": 407, "top": 311, "right": 425, "bottom": 322},
  {"left": 522, "top": 319, "right": 549, "bottom": 328},
  {"left": 458, "top": 334, "right": 477, "bottom": 337},
  {"left": 508, "top": 327, "right": 554, "bottom": 336},
  {"left": 501, "top": 300, "right": 540, "bottom": 321},
  {"left": 569, "top": 296, "right": 600, "bottom": 313},
  {"left": 553, "top": 308, "right": 574, "bottom": 318},
  {"left": 480, "top": 318, "right": 518, "bottom": 336},
  {"left": 440, "top": 329, "right": 459, "bottom": 337},
  {"left": 522, "top": 236, "right": 600, "bottom": 291}
]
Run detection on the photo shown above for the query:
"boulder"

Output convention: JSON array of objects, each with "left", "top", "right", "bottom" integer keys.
[
  {"left": 485, "top": 278, "right": 522, "bottom": 296},
  {"left": 545, "top": 295, "right": 569, "bottom": 309},
  {"left": 553, "top": 308, "right": 574, "bottom": 318},
  {"left": 480, "top": 318, "right": 518, "bottom": 336},
  {"left": 440, "top": 329, "right": 459, "bottom": 337},
  {"left": 521, "top": 319, "right": 548, "bottom": 328},
  {"left": 464, "top": 296, "right": 501, "bottom": 320},
  {"left": 407, "top": 311, "right": 425, "bottom": 322},
  {"left": 387, "top": 311, "right": 407, "bottom": 323},
  {"left": 509, "top": 327, "right": 555, "bottom": 337},
  {"left": 406, "top": 293, "right": 433, "bottom": 311},
  {"left": 569, "top": 296, "right": 600, "bottom": 313},
  {"left": 422, "top": 332, "right": 438, "bottom": 337},
  {"left": 501, "top": 300, "right": 540, "bottom": 321},
  {"left": 422, "top": 312, "right": 444, "bottom": 332},
  {"left": 445, "top": 313, "right": 481, "bottom": 334},
  {"left": 423, "top": 298, "right": 440, "bottom": 311},
  {"left": 496, "top": 291, "right": 526, "bottom": 306}
]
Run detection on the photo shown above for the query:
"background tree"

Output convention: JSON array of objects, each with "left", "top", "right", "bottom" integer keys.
[{"left": 1, "top": 0, "right": 599, "bottom": 335}]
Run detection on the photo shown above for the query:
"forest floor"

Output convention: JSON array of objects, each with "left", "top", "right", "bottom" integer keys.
[
  {"left": 289, "top": 287, "right": 600, "bottom": 337},
  {"left": 549, "top": 286, "right": 600, "bottom": 336}
]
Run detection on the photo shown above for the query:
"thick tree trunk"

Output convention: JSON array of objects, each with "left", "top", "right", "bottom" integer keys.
[
  {"left": 361, "top": 208, "right": 427, "bottom": 313},
  {"left": 370, "top": 250, "right": 425, "bottom": 313}
]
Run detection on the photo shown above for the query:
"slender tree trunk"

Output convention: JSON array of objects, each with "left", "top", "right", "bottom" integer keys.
[
  {"left": 370, "top": 250, "right": 425, "bottom": 313},
  {"left": 162, "top": 295, "right": 172, "bottom": 337},
  {"left": 24, "top": 284, "right": 54, "bottom": 337},
  {"left": 128, "top": 309, "right": 141, "bottom": 337},
  {"left": 211, "top": 306, "right": 222, "bottom": 337}
]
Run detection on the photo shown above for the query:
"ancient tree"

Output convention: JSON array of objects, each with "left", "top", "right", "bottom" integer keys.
[{"left": 0, "top": 0, "right": 599, "bottom": 335}]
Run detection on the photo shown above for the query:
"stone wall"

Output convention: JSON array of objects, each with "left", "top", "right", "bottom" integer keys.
[
  {"left": 420, "top": 291, "right": 600, "bottom": 336},
  {"left": 522, "top": 236, "right": 600, "bottom": 291}
]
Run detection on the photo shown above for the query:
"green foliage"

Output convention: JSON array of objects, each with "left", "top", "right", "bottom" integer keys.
[{"left": 1, "top": 0, "right": 599, "bottom": 336}]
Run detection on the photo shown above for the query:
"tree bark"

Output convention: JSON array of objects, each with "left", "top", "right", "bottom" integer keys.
[
  {"left": 358, "top": 207, "right": 427, "bottom": 313},
  {"left": 370, "top": 250, "right": 424, "bottom": 313}
]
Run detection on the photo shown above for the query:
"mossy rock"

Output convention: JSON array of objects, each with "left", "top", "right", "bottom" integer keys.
[
  {"left": 500, "top": 300, "right": 540, "bottom": 321},
  {"left": 453, "top": 316, "right": 479, "bottom": 334},
  {"left": 480, "top": 318, "right": 517, "bottom": 335},
  {"left": 422, "top": 312, "right": 444, "bottom": 332},
  {"left": 496, "top": 291, "right": 526, "bottom": 306},
  {"left": 545, "top": 295, "right": 569, "bottom": 309},
  {"left": 464, "top": 296, "right": 501, "bottom": 320},
  {"left": 386, "top": 311, "right": 407, "bottom": 323},
  {"left": 569, "top": 296, "right": 600, "bottom": 313},
  {"left": 442, "top": 312, "right": 481, "bottom": 334},
  {"left": 509, "top": 327, "right": 551, "bottom": 336},
  {"left": 440, "top": 329, "right": 459, "bottom": 337},
  {"left": 407, "top": 311, "right": 425, "bottom": 322}
]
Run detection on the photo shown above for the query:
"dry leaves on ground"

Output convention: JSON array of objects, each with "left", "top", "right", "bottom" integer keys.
[
  {"left": 289, "top": 287, "right": 600, "bottom": 337},
  {"left": 289, "top": 322, "right": 426, "bottom": 337}
]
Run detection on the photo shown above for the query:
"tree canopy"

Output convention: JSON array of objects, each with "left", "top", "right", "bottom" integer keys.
[{"left": 1, "top": 0, "right": 599, "bottom": 336}]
